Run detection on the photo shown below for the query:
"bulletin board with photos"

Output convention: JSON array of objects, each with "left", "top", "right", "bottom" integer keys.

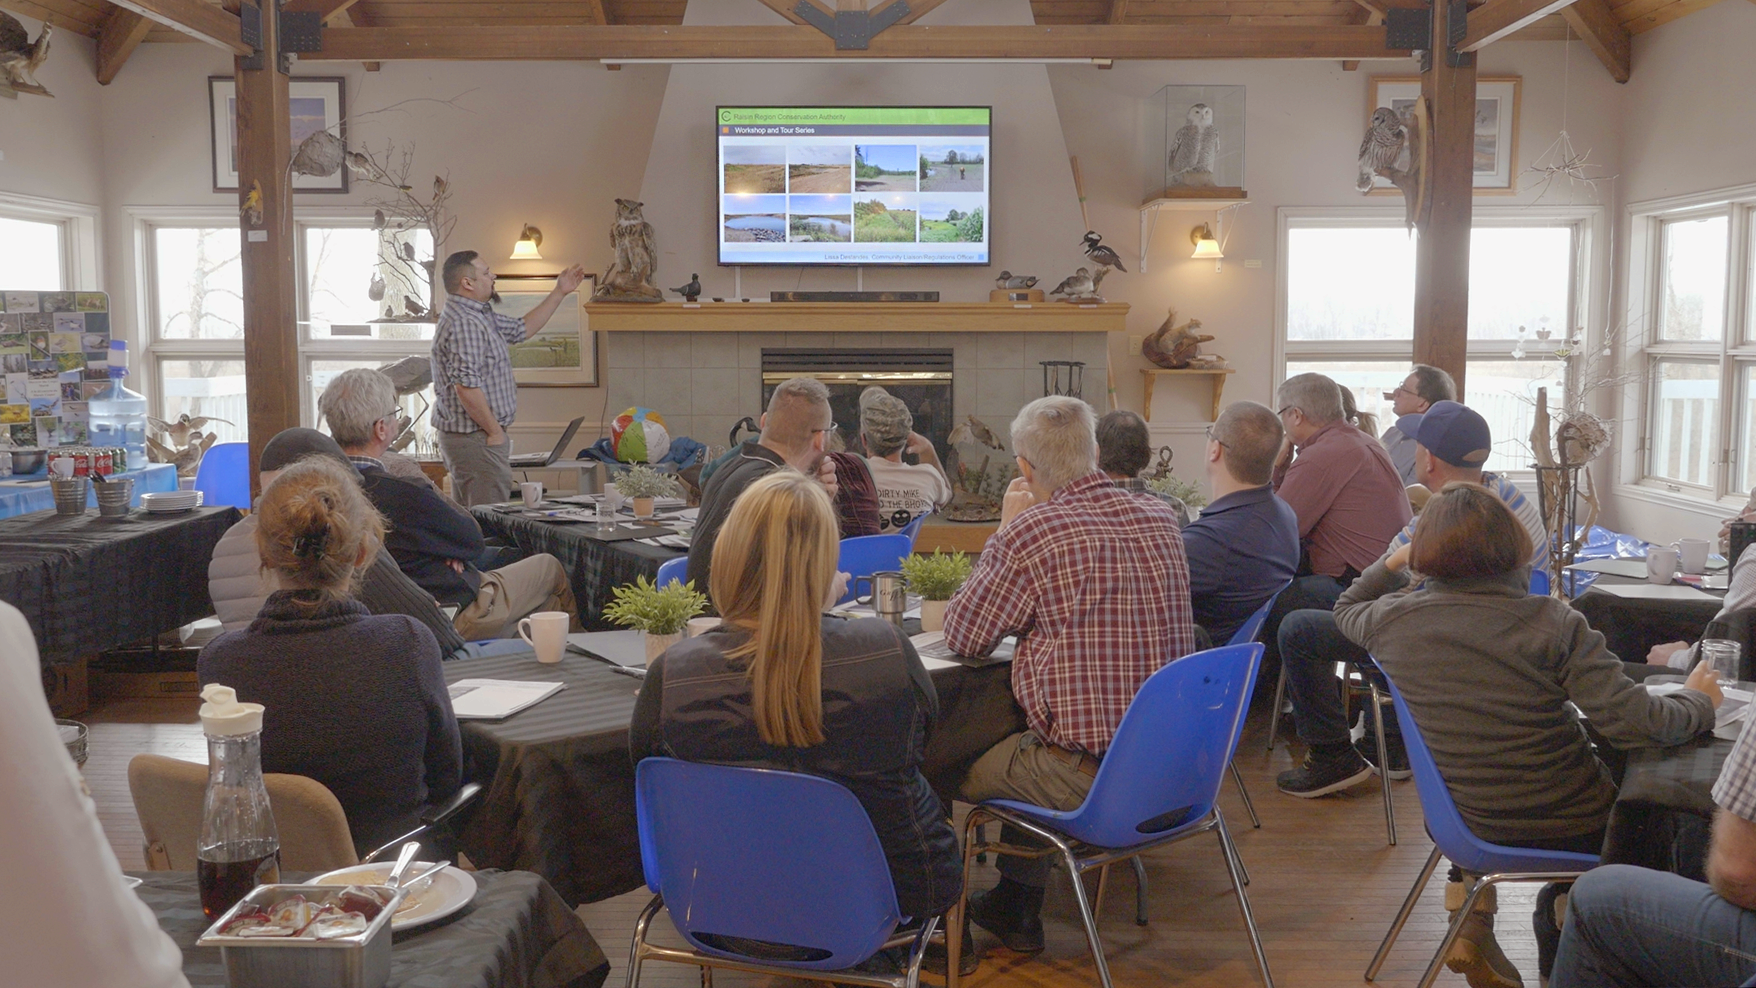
[{"left": 0, "top": 290, "right": 113, "bottom": 449}]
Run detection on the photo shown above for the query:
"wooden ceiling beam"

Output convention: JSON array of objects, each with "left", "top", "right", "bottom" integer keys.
[
  {"left": 284, "top": 0, "right": 364, "bottom": 24},
  {"left": 96, "top": 7, "right": 154, "bottom": 82},
  {"left": 581, "top": 0, "right": 607, "bottom": 23},
  {"left": 306, "top": 22, "right": 1414, "bottom": 61},
  {"left": 104, "top": 0, "right": 250, "bottom": 52},
  {"left": 1560, "top": 0, "right": 1630, "bottom": 78},
  {"left": 1108, "top": 0, "right": 1130, "bottom": 22},
  {"left": 1458, "top": 0, "right": 1580, "bottom": 49},
  {"left": 882, "top": 0, "right": 953, "bottom": 22},
  {"left": 0, "top": 0, "right": 100, "bottom": 35},
  {"left": 754, "top": 0, "right": 826, "bottom": 23}
]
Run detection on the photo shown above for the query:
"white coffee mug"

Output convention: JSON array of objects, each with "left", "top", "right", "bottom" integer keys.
[
  {"left": 518, "top": 610, "right": 569, "bottom": 664},
  {"left": 1675, "top": 537, "right": 1711, "bottom": 575},
  {"left": 685, "top": 616, "right": 718, "bottom": 639},
  {"left": 520, "top": 481, "right": 544, "bottom": 508},
  {"left": 1646, "top": 546, "right": 1680, "bottom": 585}
]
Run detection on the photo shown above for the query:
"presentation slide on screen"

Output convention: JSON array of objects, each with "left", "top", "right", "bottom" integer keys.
[{"left": 717, "top": 107, "right": 991, "bottom": 266}]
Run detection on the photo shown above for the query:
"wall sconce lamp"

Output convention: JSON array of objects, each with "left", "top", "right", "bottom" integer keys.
[
  {"left": 510, "top": 224, "right": 544, "bottom": 260},
  {"left": 1190, "top": 223, "right": 1223, "bottom": 260}
]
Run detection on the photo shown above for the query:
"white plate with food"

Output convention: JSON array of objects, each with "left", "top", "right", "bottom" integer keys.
[{"left": 310, "top": 862, "right": 477, "bottom": 931}]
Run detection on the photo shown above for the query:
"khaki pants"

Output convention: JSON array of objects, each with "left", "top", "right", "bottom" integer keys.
[
  {"left": 961, "top": 731, "right": 1096, "bottom": 887},
  {"left": 439, "top": 429, "right": 513, "bottom": 507},
  {"left": 453, "top": 554, "right": 579, "bottom": 641}
]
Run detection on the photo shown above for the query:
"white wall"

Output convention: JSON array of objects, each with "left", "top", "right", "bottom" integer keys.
[{"left": 0, "top": 15, "right": 106, "bottom": 209}]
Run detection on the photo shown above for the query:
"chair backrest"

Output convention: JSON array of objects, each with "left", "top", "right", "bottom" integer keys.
[
  {"left": 1049, "top": 643, "right": 1263, "bottom": 849},
  {"left": 128, "top": 753, "right": 361, "bottom": 873},
  {"left": 655, "top": 556, "right": 688, "bottom": 590},
  {"left": 1373, "top": 661, "right": 1601, "bottom": 875},
  {"left": 193, "top": 442, "right": 252, "bottom": 509},
  {"left": 635, "top": 758, "right": 902, "bottom": 971},
  {"left": 1529, "top": 567, "right": 1550, "bottom": 596},
  {"left": 835, "top": 533, "right": 913, "bottom": 604},
  {"left": 897, "top": 513, "right": 928, "bottom": 547},
  {"left": 1226, "top": 583, "right": 1290, "bottom": 647}
]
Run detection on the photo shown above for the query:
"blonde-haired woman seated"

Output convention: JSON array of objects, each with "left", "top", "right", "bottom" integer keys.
[
  {"left": 630, "top": 470, "right": 962, "bottom": 938},
  {"left": 198, "top": 457, "right": 462, "bottom": 857}
]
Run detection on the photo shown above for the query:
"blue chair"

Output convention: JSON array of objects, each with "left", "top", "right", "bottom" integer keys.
[
  {"left": 948, "top": 643, "right": 1273, "bottom": 988},
  {"left": 1529, "top": 567, "right": 1550, "bottom": 596},
  {"left": 1363, "top": 662, "right": 1599, "bottom": 987},
  {"left": 897, "top": 513, "right": 928, "bottom": 548},
  {"left": 836, "top": 533, "right": 913, "bottom": 605},
  {"left": 193, "top": 441, "right": 251, "bottom": 510},
  {"left": 628, "top": 758, "right": 939, "bottom": 988},
  {"left": 654, "top": 556, "right": 687, "bottom": 590},
  {"left": 1223, "top": 585, "right": 1289, "bottom": 831}
]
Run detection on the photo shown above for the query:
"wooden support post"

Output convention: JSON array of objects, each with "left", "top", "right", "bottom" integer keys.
[
  {"left": 234, "top": 2, "right": 299, "bottom": 485},
  {"left": 1412, "top": 0, "right": 1475, "bottom": 394}
]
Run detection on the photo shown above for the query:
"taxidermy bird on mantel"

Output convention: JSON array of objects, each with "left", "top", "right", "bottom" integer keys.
[
  {"left": 1081, "top": 231, "right": 1127, "bottom": 274},
  {"left": 670, "top": 274, "right": 702, "bottom": 301},
  {"left": 0, "top": 13, "right": 51, "bottom": 97},
  {"left": 1049, "top": 267, "right": 1095, "bottom": 300}
]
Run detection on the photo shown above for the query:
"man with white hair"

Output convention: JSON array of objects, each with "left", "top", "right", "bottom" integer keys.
[
  {"left": 320, "top": 368, "right": 577, "bottom": 640},
  {"left": 943, "top": 396, "right": 1196, "bottom": 960}
]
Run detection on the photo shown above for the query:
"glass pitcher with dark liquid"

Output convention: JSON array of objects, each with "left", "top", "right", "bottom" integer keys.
[{"left": 196, "top": 684, "right": 281, "bottom": 919}]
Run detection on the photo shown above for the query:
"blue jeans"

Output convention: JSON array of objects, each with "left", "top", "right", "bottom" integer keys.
[
  {"left": 1260, "top": 574, "right": 1346, "bottom": 674},
  {"left": 1278, "top": 607, "right": 1401, "bottom": 749},
  {"left": 1550, "top": 864, "right": 1756, "bottom": 988}
]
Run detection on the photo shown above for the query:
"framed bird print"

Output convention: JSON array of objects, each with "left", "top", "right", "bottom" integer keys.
[
  {"left": 209, "top": 76, "right": 348, "bottom": 193},
  {"left": 492, "top": 275, "right": 598, "bottom": 387},
  {"left": 1368, "top": 76, "right": 1521, "bottom": 194}
]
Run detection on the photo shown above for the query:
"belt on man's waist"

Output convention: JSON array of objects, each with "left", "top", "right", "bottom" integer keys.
[{"left": 1046, "top": 743, "right": 1102, "bottom": 779}]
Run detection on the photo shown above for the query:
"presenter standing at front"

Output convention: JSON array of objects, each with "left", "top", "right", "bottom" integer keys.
[{"left": 431, "top": 250, "right": 587, "bottom": 506}]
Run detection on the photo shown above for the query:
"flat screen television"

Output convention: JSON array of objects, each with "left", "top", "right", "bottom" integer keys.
[{"left": 717, "top": 106, "right": 991, "bottom": 266}]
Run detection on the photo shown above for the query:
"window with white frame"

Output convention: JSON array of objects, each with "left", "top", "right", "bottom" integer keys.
[
  {"left": 139, "top": 214, "right": 437, "bottom": 449},
  {"left": 1632, "top": 196, "right": 1755, "bottom": 500},
  {"left": 0, "top": 192, "right": 101, "bottom": 293},
  {"left": 1279, "top": 210, "right": 1589, "bottom": 473}
]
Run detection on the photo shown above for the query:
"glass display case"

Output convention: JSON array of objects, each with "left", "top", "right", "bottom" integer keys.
[{"left": 1142, "top": 85, "right": 1247, "bottom": 202}]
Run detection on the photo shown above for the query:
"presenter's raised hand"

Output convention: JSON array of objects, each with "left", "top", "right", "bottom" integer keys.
[{"left": 556, "top": 265, "right": 589, "bottom": 295}]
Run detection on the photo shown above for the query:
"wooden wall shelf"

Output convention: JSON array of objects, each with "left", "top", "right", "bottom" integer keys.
[
  {"left": 583, "top": 301, "right": 1129, "bottom": 334},
  {"left": 1142, "top": 367, "right": 1237, "bottom": 422}
]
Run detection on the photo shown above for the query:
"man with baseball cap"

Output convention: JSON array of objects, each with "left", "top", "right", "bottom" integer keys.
[
  {"left": 1276, "top": 400, "right": 1550, "bottom": 799},
  {"left": 860, "top": 386, "right": 952, "bottom": 534}
]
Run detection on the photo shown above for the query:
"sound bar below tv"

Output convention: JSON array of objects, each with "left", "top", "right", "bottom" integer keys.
[{"left": 769, "top": 291, "right": 940, "bottom": 302}]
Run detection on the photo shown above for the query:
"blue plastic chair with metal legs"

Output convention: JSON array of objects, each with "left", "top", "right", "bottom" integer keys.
[
  {"left": 1363, "top": 660, "right": 1599, "bottom": 987},
  {"left": 193, "top": 441, "right": 252, "bottom": 510},
  {"left": 1223, "top": 585, "right": 1290, "bottom": 832},
  {"left": 835, "top": 533, "right": 914, "bottom": 605},
  {"left": 897, "top": 514, "right": 928, "bottom": 548},
  {"left": 947, "top": 643, "right": 1274, "bottom": 988},
  {"left": 628, "top": 758, "right": 940, "bottom": 988},
  {"left": 654, "top": 556, "right": 688, "bottom": 590}
]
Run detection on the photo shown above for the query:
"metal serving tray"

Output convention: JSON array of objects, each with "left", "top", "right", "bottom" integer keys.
[{"left": 195, "top": 883, "right": 406, "bottom": 988}]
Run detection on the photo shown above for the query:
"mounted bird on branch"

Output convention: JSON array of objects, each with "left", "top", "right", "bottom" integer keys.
[
  {"left": 0, "top": 13, "right": 51, "bottom": 98},
  {"left": 1356, "top": 101, "right": 1430, "bottom": 232}
]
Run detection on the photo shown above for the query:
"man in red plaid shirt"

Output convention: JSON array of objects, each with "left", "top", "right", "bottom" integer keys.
[{"left": 943, "top": 395, "right": 1196, "bottom": 958}]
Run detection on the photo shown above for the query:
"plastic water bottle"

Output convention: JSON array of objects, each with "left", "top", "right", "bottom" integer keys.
[
  {"left": 196, "top": 684, "right": 281, "bottom": 920},
  {"left": 89, "top": 340, "right": 148, "bottom": 470}
]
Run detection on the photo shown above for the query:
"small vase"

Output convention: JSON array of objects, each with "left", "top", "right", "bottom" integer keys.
[
  {"left": 633, "top": 496, "right": 655, "bottom": 520},
  {"left": 644, "top": 630, "right": 680, "bottom": 665},
  {"left": 920, "top": 599, "right": 948, "bottom": 633}
]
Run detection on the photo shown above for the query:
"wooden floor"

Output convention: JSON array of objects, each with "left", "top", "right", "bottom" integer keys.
[{"left": 85, "top": 696, "right": 1541, "bottom": 988}]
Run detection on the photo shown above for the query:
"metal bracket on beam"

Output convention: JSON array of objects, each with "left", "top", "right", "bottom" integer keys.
[
  {"left": 240, "top": 0, "right": 264, "bottom": 69},
  {"left": 1385, "top": 8, "right": 1428, "bottom": 50},
  {"left": 795, "top": 0, "right": 911, "bottom": 50},
  {"left": 1444, "top": 0, "right": 1468, "bottom": 66},
  {"left": 281, "top": 10, "right": 323, "bottom": 54}
]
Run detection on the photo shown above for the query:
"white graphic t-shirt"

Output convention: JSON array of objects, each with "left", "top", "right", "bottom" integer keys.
[{"left": 865, "top": 456, "right": 953, "bottom": 533}]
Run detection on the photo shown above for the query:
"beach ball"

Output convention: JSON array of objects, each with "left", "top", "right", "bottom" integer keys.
[{"left": 610, "top": 407, "right": 672, "bottom": 463}]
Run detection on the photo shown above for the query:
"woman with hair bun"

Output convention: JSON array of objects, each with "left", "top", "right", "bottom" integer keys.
[{"left": 198, "top": 456, "right": 462, "bottom": 857}]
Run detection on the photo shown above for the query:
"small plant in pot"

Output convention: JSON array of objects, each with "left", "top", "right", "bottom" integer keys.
[
  {"left": 602, "top": 574, "right": 709, "bottom": 664},
  {"left": 615, "top": 464, "right": 683, "bottom": 520},
  {"left": 899, "top": 550, "right": 972, "bottom": 633}
]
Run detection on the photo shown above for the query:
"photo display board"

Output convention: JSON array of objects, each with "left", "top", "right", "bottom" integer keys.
[
  {"left": 717, "top": 106, "right": 991, "bottom": 266},
  {"left": 0, "top": 291, "right": 112, "bottom": 448}
]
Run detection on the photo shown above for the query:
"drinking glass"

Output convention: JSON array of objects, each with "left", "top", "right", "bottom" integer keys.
[{"left": 1701, "top": 638, "right": 1741, "bottom": 688}]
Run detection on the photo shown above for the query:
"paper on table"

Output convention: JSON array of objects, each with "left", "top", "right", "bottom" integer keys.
[
  {"left": 1590, "top": 582, "right": 1718, "bottom": 601},
  {"left": 920, "top": 655, "right": 964, "bottom": 671},
  {"left": 566, "top": 630, "right": 648, "bottom": 667},
  {"left": 447, "top": 679, "right": 564, "bottom": 720},
  {"left": 1564, "top": 558, "right": 1651, "bottom": 579},
  {"left": 910, "top": 631, "right": 1015, "bottom": 664}
]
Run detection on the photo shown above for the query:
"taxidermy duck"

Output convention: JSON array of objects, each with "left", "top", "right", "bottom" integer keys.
[
  {"left": 1142, "top": 309, "right": 1216, "bottom": 369},
  {"left": 0, "top": 13, "right": 51, "bottom": 98}
]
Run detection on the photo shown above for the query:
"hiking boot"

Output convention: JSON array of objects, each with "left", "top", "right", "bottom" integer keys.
[
  {"left": 1276, "top": 744, "right": 1373, "bottom": 797},
  {"left": 1445, "top": 881, "right": 1524, "bottom": 988},
  {"left": 967, "top": 878, "right": 1046, "bottom": 954},
  {"left": 1355, "top": 736, "right": 1413, "bottom": 780}
]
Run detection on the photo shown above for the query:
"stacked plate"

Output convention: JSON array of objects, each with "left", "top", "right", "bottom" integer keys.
[{"left": 141, "top": 490, "right": 204, "bottom": 514}]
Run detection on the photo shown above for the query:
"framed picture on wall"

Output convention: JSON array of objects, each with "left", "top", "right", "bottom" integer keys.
[
  {"left": 209, "top": 76, "right": 348, "bottom": 193},
  {"left": 1367, "top": 76, "right": 1521, "bottom": 194},
  {"left": 492, "top": 275, "right": 599, "bottom": 387}
]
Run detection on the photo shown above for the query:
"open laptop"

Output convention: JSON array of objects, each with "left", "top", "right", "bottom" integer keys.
[{"left": 509, "top": 416, "right": 586, "bottom": 468}]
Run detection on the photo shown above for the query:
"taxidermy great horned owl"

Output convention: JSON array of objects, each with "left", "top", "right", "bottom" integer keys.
[
  {"left": 1168, "top": 103, "right": 1218, "bottom": 187},
  {"left": 0, "top": 13, "right": 52, "bottom": 97},
  {"left": 595, "top": 198, "right": 662, "bottom": 300},
  {"left": 1357, "top": 107, "right": 1408, "bottom": 193}
]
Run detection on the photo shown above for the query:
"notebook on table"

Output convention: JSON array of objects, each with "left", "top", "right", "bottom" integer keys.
[{"left": 447, "top": 679, "right": 565, "bottom": 719}]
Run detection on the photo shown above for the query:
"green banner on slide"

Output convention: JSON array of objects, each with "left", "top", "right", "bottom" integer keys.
[{"left": 718, "top": 107, "right": 990, "bottom": 127}]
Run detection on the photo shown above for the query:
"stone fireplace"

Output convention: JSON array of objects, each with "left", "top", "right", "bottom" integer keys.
[{"left": 760, "top": 348, "right": 954, "bottom": 455}]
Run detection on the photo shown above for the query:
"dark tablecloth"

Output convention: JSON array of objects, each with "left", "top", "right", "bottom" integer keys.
[
  {"left": 1601, "top": 733, "right": 1733, "bottom": 881},
  {"left": 444, "top": 647, "right": 1024, "bottom": 907},
  {"left": 0, "top": 506, "right": 240, "bottom": 660},
  {"left": 137, "top": 869, "right": 610, "bottom": 988},
  {"left": 471, "top": 508, "right": 680, "bottom": 630}
]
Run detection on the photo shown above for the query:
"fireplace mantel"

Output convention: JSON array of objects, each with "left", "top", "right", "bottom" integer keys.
[{"left": 584, "top": 301, "right": 1128, "bottom": 334}]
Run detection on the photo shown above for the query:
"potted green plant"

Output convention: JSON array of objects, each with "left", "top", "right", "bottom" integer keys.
[
  {"left": 602, "top": 574, "right": 710, "bottom": 664},
  {"left": 899, "top": 550, "right": 972, "bottom": 633},
  {"left": 615, "top": 464, "right": 683, "bottom": 520},
  {"left": 1147, "top": 474, "right": 1207, "bottom": 516}
]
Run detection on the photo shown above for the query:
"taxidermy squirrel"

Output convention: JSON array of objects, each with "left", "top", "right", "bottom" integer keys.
[{"left": 1142, "top": 309, "right": 1215, "bottom": 369}]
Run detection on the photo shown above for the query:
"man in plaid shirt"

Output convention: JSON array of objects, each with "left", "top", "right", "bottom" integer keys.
[
  {"left": 430, "top": 251, "right": 586, "bottom": 506},
  {"left": 944, "top": 395, "right": 1196, "bottom": 959}
]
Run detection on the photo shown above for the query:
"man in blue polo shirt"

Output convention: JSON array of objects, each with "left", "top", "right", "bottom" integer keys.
[{"left": 1183, "top": 401, "right": 1301, "bottom": 644}]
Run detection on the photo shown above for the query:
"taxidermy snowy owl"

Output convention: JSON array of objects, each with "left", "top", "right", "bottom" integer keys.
[
  {"left": 1168, "top": 103, "right": 1219, "bottom": 186},
  {"left": 1357, "top": 107, "right": 1407, "bottom": 193}
]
